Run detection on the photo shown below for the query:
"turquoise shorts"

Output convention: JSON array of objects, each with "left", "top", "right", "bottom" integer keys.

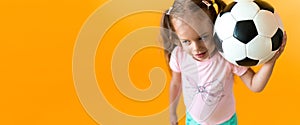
[{"left": 186, "top": 112, "right": 237, "bottom": 125}]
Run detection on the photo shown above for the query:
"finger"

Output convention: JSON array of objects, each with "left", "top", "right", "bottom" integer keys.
[
  {"left": 284, "top": 31, "right": 287, "bottom": 40},
  {"left": 282, "top": 31, "right": 287, "bottom": 46},
  {"left": 282, "top": 40, "right": 286, "bottom": 47}
]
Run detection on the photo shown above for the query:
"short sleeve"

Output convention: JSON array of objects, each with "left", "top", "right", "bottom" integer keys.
[
  {"left": 232, "top": 64, "right": 248, "bottom": 76},
  {"left": 169, "top": 47, "right": 181, "bottom": 72}
]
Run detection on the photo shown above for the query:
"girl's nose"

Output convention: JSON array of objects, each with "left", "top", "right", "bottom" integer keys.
[{"left": 191, "top": 41, "right": 203, "bottom": 52}]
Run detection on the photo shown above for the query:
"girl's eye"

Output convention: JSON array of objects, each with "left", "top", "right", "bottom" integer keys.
[
  {"left": 199, "top": 36, "right": 208, "bottom": 41},
  {"left": 201, "top": 35, "right": 211, "bottom": 41},
  {"left": 182, "top": 40, "right": 190, "bottom": 45}
]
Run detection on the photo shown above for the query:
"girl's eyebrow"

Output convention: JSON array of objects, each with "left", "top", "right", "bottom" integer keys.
[{"left": 199, "top": 32, "right": 209, "bottom": 36}]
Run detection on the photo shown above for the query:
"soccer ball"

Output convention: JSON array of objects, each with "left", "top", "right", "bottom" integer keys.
[{"left": 213, "top": 0, "right": 284, "bottom": 66}]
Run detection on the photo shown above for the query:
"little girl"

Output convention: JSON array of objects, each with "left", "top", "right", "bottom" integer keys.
[{"left": 160, "top": 0, "right": 287, "bottom": 125}]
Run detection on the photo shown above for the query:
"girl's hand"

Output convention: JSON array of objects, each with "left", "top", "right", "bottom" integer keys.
[
  {"left": 265, "top": 31, "right": 287, "bottom": 65},
  {"left": 170, "top": 113, "right": 178, "bottom": 125}
]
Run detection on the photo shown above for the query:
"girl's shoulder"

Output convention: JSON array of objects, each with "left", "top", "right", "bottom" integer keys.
[
  {"left": 171, "top": 46, "right": 186, "bottom": 59},
  {"left": 215, "top": 53, "right": 249, "bottom": 76}
]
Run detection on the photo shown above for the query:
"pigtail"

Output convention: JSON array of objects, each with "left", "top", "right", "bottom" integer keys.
[
  {"left": 214, "top": 0, "right": 227, "bottom": 14},
  {"left": 188, "top": 0, "right": 226, "bottom": 22},
  {"left": 209, "top": 0, "right": 227, "bottom": 22},
  {"left": 160, "top": 10, "right": 177, "bottom": 63}
]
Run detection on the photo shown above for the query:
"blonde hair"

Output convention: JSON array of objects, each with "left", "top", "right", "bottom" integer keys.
[{"left": 160, "top": 0, "right": 226, "bottom": 63}]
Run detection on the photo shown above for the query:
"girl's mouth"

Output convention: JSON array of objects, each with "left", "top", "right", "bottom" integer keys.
[{"left": 194, "top": 51, "right": 207, "bottom": 58}]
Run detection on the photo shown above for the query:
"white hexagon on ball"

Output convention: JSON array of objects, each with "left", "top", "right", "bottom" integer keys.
[
  {"left": 222, "top": 37, "right": 246, "bottom": 63},
  {"left": 254, "top": 10, "right": 278, "bottom": 37},
  {"left": 246, "top": 36, "right": 272, "bottom": 60},
  {"left": 231, "top": 1, "right": 259, "bottom": 21},
  {"left": 214, "top": 13, "right": 236, "bottom": 40}
]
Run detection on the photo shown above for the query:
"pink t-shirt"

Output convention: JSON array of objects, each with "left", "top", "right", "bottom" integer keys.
[{"left": 169, "top": 47, "right": 248, "bottom": 124}]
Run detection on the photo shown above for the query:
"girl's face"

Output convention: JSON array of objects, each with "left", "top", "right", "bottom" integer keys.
[{"left": 171, "top": 17, "right": 216, "bottom": 61}]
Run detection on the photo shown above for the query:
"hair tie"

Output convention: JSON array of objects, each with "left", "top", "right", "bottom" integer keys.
[
  {"left": 166, "top": 7, "right": 173, "bottom": 15},
  {"left": 202, "top": 0, "right": 219, "bottom": 13}
]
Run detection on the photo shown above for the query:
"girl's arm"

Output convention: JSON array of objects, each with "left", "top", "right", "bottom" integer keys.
[
  {"left": 169, "top": 71, "right": 182, "bottom": 125},
  {"left": 240, "top": 32, "right": 287, "bottom": 92},
  {"left": 240, "top": 64, "right": 275, "bottom": 92}
]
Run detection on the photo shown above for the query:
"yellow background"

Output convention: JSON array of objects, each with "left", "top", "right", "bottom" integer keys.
[{"left": 1, "top": 0, "right": 299, "bottom": 125}]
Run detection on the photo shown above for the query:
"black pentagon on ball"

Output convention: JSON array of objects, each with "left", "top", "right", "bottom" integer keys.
[
  {"left": 219, "top": 2, "right": 237, "bottom": 17},
  {"left": 213, "top": 32, "right": 223, "bottom": 53},
  {"left": 271, "top": 28, "right": 283, "bottom": 51},
  {"left": 233, "top": 20, "right": 258, "bottom": 44},
  {"left": 236, "top": 57, "right": 259, "bottom": 66},
  {"left": 254, "top": 0, "right": 274, "bottom": 13}
]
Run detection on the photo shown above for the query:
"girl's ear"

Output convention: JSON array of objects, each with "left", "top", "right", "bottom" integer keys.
[{"left": 174, "top": 39, "right": 181, "bottom": 47}]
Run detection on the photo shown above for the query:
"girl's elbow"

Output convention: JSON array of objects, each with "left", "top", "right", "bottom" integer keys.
[{"left": 251, "top": 87, "right": 265, "bottom": 93}]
